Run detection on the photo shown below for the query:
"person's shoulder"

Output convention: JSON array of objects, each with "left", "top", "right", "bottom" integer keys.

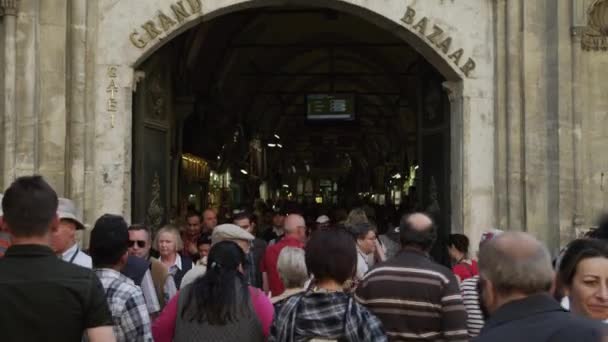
[
  {"left": 112, "top": 274, "right": 145, "bottom": 300},
  {"left": 556, "top": 313, "right": 607, "bottom": 335},
  {"left": 249, "top": 286, "right": 272, "bottom": 306},
  {"left": 180, "top": 265, "right": 207, "bottom": 288},
  {"left": 426, "top": 258, "right": 455, "bottom": 275},
  {"left": 58, "top": 258, "right": 98, "bottom": 278},
  {"left": 461, "top": 275, "right": 479, "bottom": 289},
  {"left": 265, "top": 241, "right": 282, "bottom": 254},
  {"left": 255, "top": 238, "right": 268, "bottom": 248}
]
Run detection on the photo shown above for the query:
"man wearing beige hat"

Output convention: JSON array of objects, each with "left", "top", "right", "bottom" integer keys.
[
  {"left": 50, "top": 197, "right": 92, "bottom": 268},
  {"left": 179, "top": 223, "right": 255, "bottom": 288}
]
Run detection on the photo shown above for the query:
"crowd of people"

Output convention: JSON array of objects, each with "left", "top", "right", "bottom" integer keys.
[{"left": 1, "top": 175, "right": 608, "bottom": 341}]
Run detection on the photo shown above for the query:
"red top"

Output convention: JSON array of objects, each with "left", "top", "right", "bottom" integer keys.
[
  {"left": 261, "top": 235, "right": 304, "bottom": 296},
  {"left": 452, "top": 259, "right": 478, "bottom": 281}
]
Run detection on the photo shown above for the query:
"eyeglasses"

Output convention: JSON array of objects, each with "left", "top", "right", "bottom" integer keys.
[{"left": 128, "top": 240, "right": 146, "bottom": 248}]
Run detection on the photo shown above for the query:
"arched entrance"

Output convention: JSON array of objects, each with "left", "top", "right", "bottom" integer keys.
[{"left": 90, "top": 0, "right": 495, "bottom": 251}]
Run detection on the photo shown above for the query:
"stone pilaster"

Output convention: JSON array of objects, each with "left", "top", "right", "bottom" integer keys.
[
  {"left": 37, "top": 0, "right": 69, "bottom": 194},
  {"left": 442, "top": 81, "right": 464, "bottom": 235},
  {"left": 444, "top": 80, "right": 496, "bottom": 253},
  {"left": 504, "top": 0, "right": 526, "bottom": 232},
  {"left": 1, "top": 0, "right": 19, "bottom": 189},
  {"left": 67, "top": 0, "right": 88, "bottom": 210}
]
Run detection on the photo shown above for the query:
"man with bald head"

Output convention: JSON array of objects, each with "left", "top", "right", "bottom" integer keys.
[
  {"left": 355, "top": 212, "right": 468, "bottom": 341},
  {"left": 261, "top": 213, "right": 306, "bottom": 296},
  {"left": 475, "top": 232, "right": 607, "bottom": 342}
]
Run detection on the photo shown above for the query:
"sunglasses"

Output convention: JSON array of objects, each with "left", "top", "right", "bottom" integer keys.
[{"left": 128, "top": 240, "right": 146, "bottom": 248}]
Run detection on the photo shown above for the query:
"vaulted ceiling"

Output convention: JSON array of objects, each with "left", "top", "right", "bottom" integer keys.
[{"left": 155, "top": 6, "right": 445, "bottom": 184}]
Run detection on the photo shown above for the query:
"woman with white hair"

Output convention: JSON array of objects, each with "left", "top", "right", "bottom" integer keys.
[
  {"left": 272, "top": 247, "right": 308, "bottom": 304},
  {"left": 155, "top": 225, "right": 193, "bottom": 288}
]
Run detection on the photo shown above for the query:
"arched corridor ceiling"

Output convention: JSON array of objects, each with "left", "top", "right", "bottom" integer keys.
[{"left": 152, "top": 6, "right": 445, "bottom": 178}]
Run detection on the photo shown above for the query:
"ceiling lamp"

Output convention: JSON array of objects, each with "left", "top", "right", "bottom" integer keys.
[
  {"left": 274, "top": 134, "right": 281, "bottom": 139},
  {"left": 240, "top": 169, "right": 248, "bottom": 175},
  {"left": 277, "top": 143, "right": 283, "bottom": 148},
  {"left": 267, "top": 143, "right": 276, "bottom": 147}
]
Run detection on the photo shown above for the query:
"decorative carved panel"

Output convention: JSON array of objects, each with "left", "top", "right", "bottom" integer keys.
[
  {"left": 146, "top": 73, "right": 168, "bottom": 120},
  {"left": 582, "top": 0, "right": 608, "bottom": 50},
  {"left": 0, "top": 0, "right": 19, "bottom": 16}
]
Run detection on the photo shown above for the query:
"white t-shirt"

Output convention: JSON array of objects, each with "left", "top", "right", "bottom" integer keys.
[
  {"left": 355, "top": 249, "right": 370, "bottom": 281},
  {"left": 61, "top": 243, "right": 92, "bottom": 269}
]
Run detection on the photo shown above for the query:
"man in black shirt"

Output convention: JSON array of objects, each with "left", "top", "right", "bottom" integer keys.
[{"left": 0, "top": 175, "right": 114, "bottom": 341}]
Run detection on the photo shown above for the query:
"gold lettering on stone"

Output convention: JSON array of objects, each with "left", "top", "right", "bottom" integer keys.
[
  {"left": 130, "top": 31, "right": 148, "bottom": 49},
  {"left": 460, "top": 58, "right": 476, "bottom": 77},
  {"left": 171, "top": 1, "right": 191, "bottom": 23},
  {"left": 448, "top": 48, "right": 464, "bottom": 66},
  {"left": 401, "top": 6, "right": 416, "bottom": 25},
  {"left": 437, "top": 37, "right": 452, "bottom": 54},
  {"left": 187, "top": 0, "right": 202, "bottom": 13},
  {"left": 106, "top": 79, "right": 119, "bottom": 97},
  {"left": 142, "top": 21, "right": 162, "bottom": 39},
  {"left": 426, "top": 25, "right": 443, "bottom": 43},
  {"left": 107, "top": 98, "right": 118, "bottom": 112},
  {"left": 413, "top": 17, "right": 428, "bottom": 35},
  {"left": 107, "top": 66, "right": 119, "bottom": 127},
  {"left": 398, "top": 5, "right": 478, "bottom": 77},
  {"left": 107, "top": 66, "right": 118, "bottom": 78},
  {"left": 158, "top": 11, "right": 177, "bottom": 32}
]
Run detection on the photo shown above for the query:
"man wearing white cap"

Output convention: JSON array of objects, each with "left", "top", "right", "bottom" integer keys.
[
  {"left": 0, "top": 193, "right": 11, "bottom": 257},
  {"left": 315, "top": 214, "right": 330, "bottom": 230},
  {"left": 179, "top": 223, "right": 255, "bottom": 289},
  {"left": 50, "top": 197, "right": 92, "bottom": 268}
]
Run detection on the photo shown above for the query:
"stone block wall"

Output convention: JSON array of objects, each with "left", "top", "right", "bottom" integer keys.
[{"left": 0, "top": 0, "right": 607, "bottom": 252}]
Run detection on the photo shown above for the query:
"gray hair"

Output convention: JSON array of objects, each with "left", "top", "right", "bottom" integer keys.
[
  {"left": 154, "top": 225, "right": 183, "bottom": 252},
  {"left": 345, "top": 208, "right": 368, "bottom": 228},
  {"left": 277, "top": 247, "right": 308, "bottom": 289},
  {"left": 478, "top": 232, "right": 553, "bottom": 295}
]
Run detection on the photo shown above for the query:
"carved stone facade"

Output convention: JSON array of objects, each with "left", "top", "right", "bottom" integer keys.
[
  {"left": 1, "top": 0, "right": 607, "bottom": 253},
  {"left": 582, "top": 0, "right": 608, "bottom": 50}
]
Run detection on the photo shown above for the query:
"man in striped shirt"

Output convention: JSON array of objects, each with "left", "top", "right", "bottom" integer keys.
[
  {"left": 459, "top": 229, "right": 504, "bottom": 338},
  {"left": 355, "top": 213, "right": 468, "bottom": 341}
]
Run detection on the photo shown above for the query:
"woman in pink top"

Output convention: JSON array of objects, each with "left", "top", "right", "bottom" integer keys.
[
  {"left": 448, "top": 233, "right": 478, "bottom": 282},
  {"left": 153, "top": 241, "right": 274, "bottom": 342}
]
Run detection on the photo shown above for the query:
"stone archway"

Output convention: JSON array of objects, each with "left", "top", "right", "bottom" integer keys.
[{"left": 89, "top": 0, "right": 495, "bottom": 249}]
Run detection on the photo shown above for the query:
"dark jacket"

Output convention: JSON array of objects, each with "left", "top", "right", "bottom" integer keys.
[
  {"left": 122, "top": 255, "right": 151, "bottom": 286},
  {"left": 173, "top": 254, "right": 193, "bottom": 289},
  {"left": 474, "top": 294, "right": 607, "bottom": 342},
  {"left": 249, "top": 238, "right": 267, "bottom": 288}
]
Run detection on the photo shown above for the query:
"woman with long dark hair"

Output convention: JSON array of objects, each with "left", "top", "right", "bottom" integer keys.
[{"left": 152, "top": 240, "right": 274, "bottom": 342}]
